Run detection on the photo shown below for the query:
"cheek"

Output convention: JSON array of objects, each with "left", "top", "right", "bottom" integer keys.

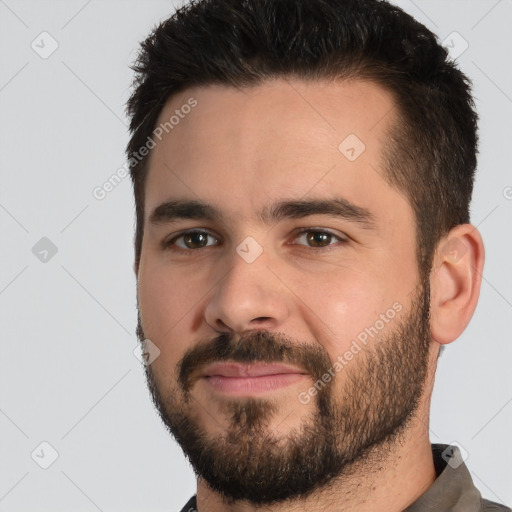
[
  {"left": 298, "top": 270, "right": 398, "bottom": 357},
  {"left": 137, "top": 264, "right": 199, "bottom": 352}
]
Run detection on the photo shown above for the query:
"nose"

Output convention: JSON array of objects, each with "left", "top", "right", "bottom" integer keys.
[{"left": 204, "top": 247, "right": 290, "bottom": 334}]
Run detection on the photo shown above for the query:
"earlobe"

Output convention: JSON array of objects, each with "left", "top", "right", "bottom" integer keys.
[{"left": 430, "top": 224, "right": 485, "bottom": 345}]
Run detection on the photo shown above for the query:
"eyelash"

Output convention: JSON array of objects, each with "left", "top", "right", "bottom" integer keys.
[{"left": 162, "top": 228, "right": 348, "bottom": 254}]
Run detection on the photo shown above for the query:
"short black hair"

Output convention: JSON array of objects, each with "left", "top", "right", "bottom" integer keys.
[{"left": 126, "top": 0, "right": 478, "bottom": 278}]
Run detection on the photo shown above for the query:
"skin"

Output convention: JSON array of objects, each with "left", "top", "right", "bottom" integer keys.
[{"left": 135, "top": 78, "right": 485, "bottom": 512}]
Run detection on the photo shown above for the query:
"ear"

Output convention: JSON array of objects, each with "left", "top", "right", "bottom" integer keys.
[{"left": 430, "top": 224, "right": 485, "bottom": 345}]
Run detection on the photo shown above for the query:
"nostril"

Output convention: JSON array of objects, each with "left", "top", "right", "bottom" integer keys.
[{"left": 216, "top": 319, "right": 230, "bottom": 330}]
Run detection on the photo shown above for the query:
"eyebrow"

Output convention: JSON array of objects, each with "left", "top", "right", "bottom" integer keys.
[{"left": 148, "top": 197, "right": 376, "bottom": 230}]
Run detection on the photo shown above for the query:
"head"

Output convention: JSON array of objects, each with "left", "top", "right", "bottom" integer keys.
[{"left": 126, "top": 0, "right": 484, "bottom": 505}]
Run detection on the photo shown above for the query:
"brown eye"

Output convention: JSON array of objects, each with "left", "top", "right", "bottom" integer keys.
[
  {"left": 294, "top": 229, "right": 345, "bottom": 248},
  {"left": 182, "top": 232, "right": 209, "bottom": 249},
  {"left": 306, "top": 231, "right": 332, "bottom": 247},
  {"left": 165, "top": 230, "right": 219, "bottom": 251}
]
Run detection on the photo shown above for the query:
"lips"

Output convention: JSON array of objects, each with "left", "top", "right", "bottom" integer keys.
[
  {"left": 198, "top": 362, "right": 309, "bottom": 394},
  {"left": 200, "top": 362, "right": 307, "bottom": 378}
]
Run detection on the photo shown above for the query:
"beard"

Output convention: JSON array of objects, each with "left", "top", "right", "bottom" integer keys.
[{"left": 137, "top": 276, "right": 432, "bottom": 505}]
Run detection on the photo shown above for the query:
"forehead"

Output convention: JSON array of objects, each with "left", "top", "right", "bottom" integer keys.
[
  {"left": 150, "top": 78, "right": 395, "bottom": 163},
  {"left": 144, "top": 78, "right": 411, "bottom": 231}
]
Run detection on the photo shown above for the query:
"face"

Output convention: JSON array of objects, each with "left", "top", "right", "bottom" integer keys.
[{"left": 136, "top": 78, "right": 434, "bottom": 503}]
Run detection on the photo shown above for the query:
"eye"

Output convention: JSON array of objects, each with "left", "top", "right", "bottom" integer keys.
[
  {"left": 292, "top": 228, "right": 347, "bottom": 249},
  {"left": 163, "top": 230, "right": 219, "bottom": 251},
  {"left": 162, "top": 227, "right": 347, "bottom": 253}
]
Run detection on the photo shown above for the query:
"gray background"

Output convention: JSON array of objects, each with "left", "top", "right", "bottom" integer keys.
[{"left": 0, "top": 0, "right": 511, "bottom": 510}]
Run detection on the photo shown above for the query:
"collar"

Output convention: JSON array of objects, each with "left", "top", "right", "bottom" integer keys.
[{"left": 404, "top": 443, "right": 482, "bottom": 511}]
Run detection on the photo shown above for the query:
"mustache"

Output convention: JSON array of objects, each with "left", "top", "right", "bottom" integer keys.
[{"left": 178, "top": 330, "right": 334, "bottom": 392}]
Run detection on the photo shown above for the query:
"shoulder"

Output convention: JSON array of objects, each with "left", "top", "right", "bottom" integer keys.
[{"left": 480, "top": 497, "right": 511, "bottom": 511}]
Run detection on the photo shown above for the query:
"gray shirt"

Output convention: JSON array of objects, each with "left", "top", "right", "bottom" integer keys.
[{"left": 178, "top": 443, "right": 510, "bottom": 511}]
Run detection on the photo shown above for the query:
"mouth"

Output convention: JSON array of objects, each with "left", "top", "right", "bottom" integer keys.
[{"left": 199, "top": 362, "right": 309, "bottom": 395}]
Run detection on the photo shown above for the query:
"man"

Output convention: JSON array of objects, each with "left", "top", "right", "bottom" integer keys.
[{"left": 125, "top": 0, "right": 510, "bottom": 510}]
